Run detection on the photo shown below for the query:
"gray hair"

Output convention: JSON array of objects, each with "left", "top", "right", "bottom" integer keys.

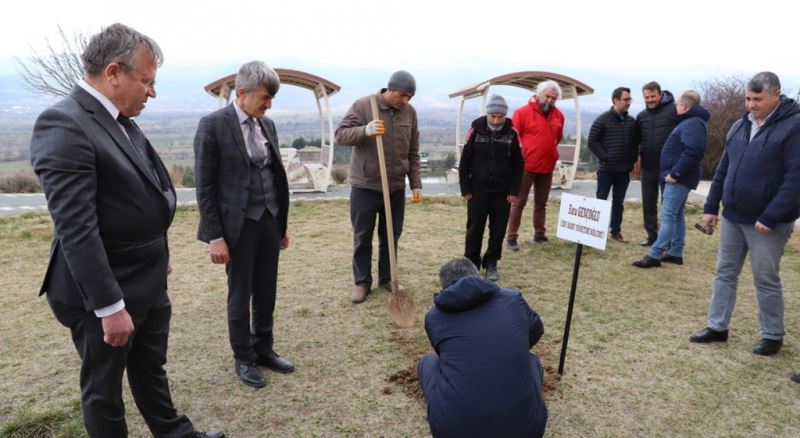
[
  {"left": 747, "top": 71, "right": 781, "bottom": 94},
  {"left": 679, "top": 90, "right": 702, "bottom": 107},
  {"left": 536, "top": 80, "right": 562, "bottom": 99},
  {"left": 438, "top": 257, "right": 479, "bottom": 289},
  {"left": 81, "top": 23, "right": 163, "bottom": 76},
  {"left": 235, "top": 61, "right": 281, "bottom": 97}
]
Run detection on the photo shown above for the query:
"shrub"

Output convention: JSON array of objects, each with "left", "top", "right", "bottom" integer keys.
[
  {"left": 0, "top": 171, "right": 41, "bottom": 193},
  {"left": 331, "top": 165, "right": 348, "bottom": 184}
]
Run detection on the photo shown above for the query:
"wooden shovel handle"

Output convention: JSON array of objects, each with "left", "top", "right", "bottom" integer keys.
[{"left": 369, "top": 95, "right": 399, "bottom": 292}]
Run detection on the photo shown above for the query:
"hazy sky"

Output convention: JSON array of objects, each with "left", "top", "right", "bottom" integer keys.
[{"left": 2, "top": 0, "right": 798, "bottom": 79}]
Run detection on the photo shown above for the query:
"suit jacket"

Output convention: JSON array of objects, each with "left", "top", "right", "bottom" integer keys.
[
  {"left": 194, "top": 103, "right": 289, "bottom": 250},
  {"left": 30, "top": 85, "right": 176, "bottom": 315}
]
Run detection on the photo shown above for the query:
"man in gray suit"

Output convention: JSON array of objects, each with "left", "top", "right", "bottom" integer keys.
[
  {"left": 194, "top": 61, "right": 293, "bottom": 388},
  {"left": 30, "top": 23, "right": 222, "bottom": 437}
]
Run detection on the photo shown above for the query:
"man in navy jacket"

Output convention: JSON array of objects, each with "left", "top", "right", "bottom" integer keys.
[
  {"left": 418, "top": 258, "right": 547, "bottom": 438},
  {"left": 633, "top": 90, "right": 709, "bottom": 268},
  {"left": 689, "top": 72, "right": 800, "bottom": 359}
]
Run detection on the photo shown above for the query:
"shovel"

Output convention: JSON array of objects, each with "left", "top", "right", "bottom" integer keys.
[{"left": 369, "top": 95, "right": 417, "bottom": 328}]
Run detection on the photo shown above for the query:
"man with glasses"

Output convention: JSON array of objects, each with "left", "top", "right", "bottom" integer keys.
[
  {"left": 30, "top": 23, "right": 222, "bottom": 437},
  {"left": 194, "top": 61, "right": 294, "bottom": 388},
  {"left": 587, "top": 87, "right": 640, "bottom": 243}
]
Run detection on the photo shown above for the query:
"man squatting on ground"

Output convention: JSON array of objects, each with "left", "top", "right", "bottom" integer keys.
[
  {"left": 633, "top": 90, "right": 709, "bottom": 268},
  {"left": 634, "top": 81, "right": 678, "bottom": 246},
  {"left": 335, "top": 71, "right": 423, "bottom": 304},
  {"left": 459, "top": 94, "right": 523, "bottom": 282},
  {"left": 587, "top": 86, "right": 639, "bottom": 243},
  {"left": 418, "top": 258, "right": 548, "bottom": 438},
  {"left": 689, "top": 72, "right": 800, "bottom": 364},
  {"left": 505, "top": 80, "right": 565, "bottom": 250}
]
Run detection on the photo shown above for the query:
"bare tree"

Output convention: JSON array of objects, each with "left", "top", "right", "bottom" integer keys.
[
  {"left": 15, "top": 26, "right": 87, "bottom": 98},
  {"left": 697, "top": 77, "right": 746, "bottom": 178}
]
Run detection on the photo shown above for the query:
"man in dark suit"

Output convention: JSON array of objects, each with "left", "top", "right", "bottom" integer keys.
[
  {"left": 194, "top": 61, "right": 293, "bottom": 388},
  {"left": 30, "top": 23, "right": 222, "bottom": 437}
]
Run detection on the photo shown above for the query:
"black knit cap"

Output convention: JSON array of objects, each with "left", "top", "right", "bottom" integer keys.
[{"left": 387, "top": 70, "right": 416, "bottom": 95}]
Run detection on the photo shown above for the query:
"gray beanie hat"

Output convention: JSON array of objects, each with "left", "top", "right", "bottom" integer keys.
[
  {"left": 485, "top": 94, "right": 508, "bottom": 115},
  {"left": 387, "top": 70, "right": 416, "bottom": 95}
]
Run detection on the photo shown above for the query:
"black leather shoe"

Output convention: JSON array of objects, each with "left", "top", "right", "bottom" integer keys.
[
  {"left": 506, "top": 238, "right": 519, "bottom": 252},
  {"left": 661, "top": 254, "right": 684, "bottom": 265},
  {"left": 640, "top": 237, "right": 656, "bottom": 247},
  {"left": 792, "top": 372, "right": 800, "bottom": 384},
  {"left": 533, "top": 235, "right": 549, "bottom": 243},
  {"left": 485, "top": 264, "right": 499, "bottom": 282},
  {"left": 257, "top": 352, "right": 295, "bottom": 374},
  {"left": 753, "top": 338, "right": 782, "bottom": 356},
  {"left": 235, "top": 362, "right": 266, "bottom": 388},
  {"left": 632, "top": 255, "right": 661, "bottom": 268},
  {"left": 689, "top": 327, "right": 728, "bottom": 343},
  {"left": 196, "top": 432, "right": 225, "bottom": 438}
]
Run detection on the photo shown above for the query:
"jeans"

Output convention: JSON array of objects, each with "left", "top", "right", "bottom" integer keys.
[
  {"left": 706, "top": 218, "right": 793, "bottom": 340},
  {"left": 647, "top": 183, "right": 690, "bottom": 259},
  {"left": 596, "top": 170, "right": 630, "bottom": 234}
]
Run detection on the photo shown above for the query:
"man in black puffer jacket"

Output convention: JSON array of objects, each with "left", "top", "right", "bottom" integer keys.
[
  {"left": 635, "top": 82, "right": 678, "bottom": 246},
  {"left": 459, "top": 94, "right": 523, "bottom": 281},
  {"left": 588, "top": 87, "right": 640, "bottom": 242}
]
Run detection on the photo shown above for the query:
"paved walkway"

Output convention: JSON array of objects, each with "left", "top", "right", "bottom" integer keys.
[{"left": 0, "top": 180, "right": 709, "bottom": 217}]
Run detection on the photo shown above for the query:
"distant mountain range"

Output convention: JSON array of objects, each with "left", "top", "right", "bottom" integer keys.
[{"left": 2, "top": 56, "right": 797, "bottom": 156}]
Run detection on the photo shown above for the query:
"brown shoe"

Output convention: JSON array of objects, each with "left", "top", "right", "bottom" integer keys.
[
  {"left": 611, "top": 232, "right": 628, "bottom": 243},
  {"left": 352, "top": 285, "right": 369, "bottom": 303}
]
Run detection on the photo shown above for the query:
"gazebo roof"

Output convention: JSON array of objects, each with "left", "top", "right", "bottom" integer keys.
[
  {"left": 204, "top": 68, "right": 341, "bottom": 98},
  {"left": 448, "top": 71, "right": 594, "bottom": 100}
]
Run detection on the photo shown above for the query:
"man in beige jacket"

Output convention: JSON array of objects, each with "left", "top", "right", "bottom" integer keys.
[{"left": 335, "top": 71, "right": 423, "bottom": 303}]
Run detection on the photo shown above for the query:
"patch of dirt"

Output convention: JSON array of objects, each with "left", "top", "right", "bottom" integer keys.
[
  {"left": 386, "top": 363, "right": 423, "bottom": 399},
  {"left": 385, "top": 330, "right": 562, "bottom": 400},
  {"left": 385, "top": 330, "right": 427, "bottom": 399}
]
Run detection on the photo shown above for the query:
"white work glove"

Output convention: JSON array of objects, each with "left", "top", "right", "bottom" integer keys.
[{"left": 365, "top": 119, "right": 385, "bottom": 137}]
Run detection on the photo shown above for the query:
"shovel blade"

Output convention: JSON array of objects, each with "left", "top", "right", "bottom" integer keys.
[{"left": 384, "top": 289, "right": 416, "bottom": 328}]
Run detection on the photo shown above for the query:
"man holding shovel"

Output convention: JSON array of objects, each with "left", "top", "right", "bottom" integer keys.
[{"left": 335, "top": 71, "right": 422, "bottom": 304}]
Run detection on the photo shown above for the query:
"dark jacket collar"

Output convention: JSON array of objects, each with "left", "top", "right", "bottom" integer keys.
[{"left": 434, "top": 276, "right": 500, "bottom": 312}]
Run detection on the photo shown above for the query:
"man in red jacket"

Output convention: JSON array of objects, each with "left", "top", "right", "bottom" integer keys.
[{"left": 506, "top": 81, "right": 565, "bottom": 250}]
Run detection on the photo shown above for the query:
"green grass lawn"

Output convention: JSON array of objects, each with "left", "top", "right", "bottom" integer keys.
[{"left": 1, "top": 198, "right": 799, "bottom": 437}]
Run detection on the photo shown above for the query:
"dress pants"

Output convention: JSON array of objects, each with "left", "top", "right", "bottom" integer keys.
[
  {"left": 350, "top": 187, "right": 405, "bottom": 287},
  {"left": 596, "top": 170, "right": 631, "bottom": 234},
  {"left": 640, "top": 167, "right": 663, "bottom": 241},
  {"left": 226, "top": 210, "right": 281, "bottom": 363},
  {"left": 707, "top": 218, "right": 793, "bottom": 340},
  {"left": 48, "top": 295, "right": 194, "bottom": 438},
  {"left": 507, "top": 171, "right": 553, "bottom": 239},
  {"left": 465, "top": 190, "right": 510, "bottom": 269}
]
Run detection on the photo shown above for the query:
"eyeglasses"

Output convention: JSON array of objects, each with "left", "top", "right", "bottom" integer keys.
[{"left": 118, "top": 62, "right": 156, "bottom": 89}]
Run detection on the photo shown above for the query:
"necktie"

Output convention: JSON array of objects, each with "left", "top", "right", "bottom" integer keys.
[
  {"left": 117, "top": 114, "right": 151, "bottom": 167},
  {"left": 117, "top": 114, "right": 175, "bottom": 211},
  {"left": 245, "top": 118, "right": 268, "bottom": 165}
]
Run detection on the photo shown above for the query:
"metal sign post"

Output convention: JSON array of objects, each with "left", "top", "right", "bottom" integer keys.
[{"left": 555, "top": 193, "right": 612, "bottom": 374}]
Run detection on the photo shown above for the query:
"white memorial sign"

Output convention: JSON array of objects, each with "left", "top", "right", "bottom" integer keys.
[{"left": 556, "top": 193, "right": 612, "bottom": 250}]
